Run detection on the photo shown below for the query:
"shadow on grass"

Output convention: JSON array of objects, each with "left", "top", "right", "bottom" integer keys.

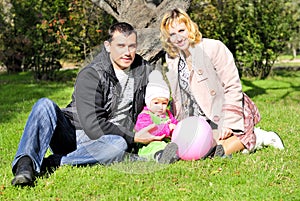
[
  {"left": 271, "top": 78, "right": 300, "bottom": 103},
  {"left": 1, "top": 69, "right": 299, "bottom": 124},
  {"left": 242, "top": 79, "right": 267, "bottom": 98},
  {"left": 271, "top": 68, "right": 300, "bottom": 77},
  {"left": 242, "top": 69, "right": 300, "bottom": 99},
  {"left": 268, "top": 70, "right": 300, "bottom": 100},
  {"left": 0, "top": 70, "right": 78, "bottom": 124}
]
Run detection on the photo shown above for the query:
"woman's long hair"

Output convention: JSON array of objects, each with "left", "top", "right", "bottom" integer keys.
[{"left": 160, "top": 8, "right": 202, "bottom": 58}]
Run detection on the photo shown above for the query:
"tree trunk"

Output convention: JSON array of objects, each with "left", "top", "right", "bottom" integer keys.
[{"left": 91, "top": 0, "right": 190, "bottom": 63}]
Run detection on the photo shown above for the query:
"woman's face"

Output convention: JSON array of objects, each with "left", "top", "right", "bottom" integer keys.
[{"left": 168, "top": 21, "right": 190, "bottom": 51}]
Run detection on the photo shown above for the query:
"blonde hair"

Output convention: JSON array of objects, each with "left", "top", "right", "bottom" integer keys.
[{"left": 160, "top": 8, "right": 202, "bottom": 58}]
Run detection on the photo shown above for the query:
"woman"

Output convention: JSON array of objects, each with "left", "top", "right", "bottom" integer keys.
[{"left": 160, "top": 8, "right": 284, "bottom": 157}]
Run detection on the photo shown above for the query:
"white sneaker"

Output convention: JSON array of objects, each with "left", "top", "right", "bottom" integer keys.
[{"left": 254, "top": 127, "right": 285, "bottom": 150}]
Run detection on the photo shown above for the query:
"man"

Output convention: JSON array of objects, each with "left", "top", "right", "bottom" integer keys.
[{"left": 11, "top": 22, "right": 178, "bottom": 186}]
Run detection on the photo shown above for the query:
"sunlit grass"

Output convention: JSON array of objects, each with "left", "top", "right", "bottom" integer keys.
[{"left": 0, "top": 70, "right": 299, "bottom": 200}]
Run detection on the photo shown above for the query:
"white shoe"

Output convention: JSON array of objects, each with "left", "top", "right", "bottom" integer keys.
[{"left": 254, "top": 127, "right": 285, "bottom": 150}]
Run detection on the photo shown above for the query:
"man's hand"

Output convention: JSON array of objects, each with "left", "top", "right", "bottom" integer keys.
[{"left": 134, "top": 124, "right": 165, "bottom": 144}]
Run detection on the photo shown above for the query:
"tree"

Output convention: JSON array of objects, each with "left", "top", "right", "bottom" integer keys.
[
  {"left": 62, "top": 1, "right": 116, "bottom": 62},
  {"left": 234, "top": 0, "right": 292, "bottom": 78},
  {"left": 92, "top": 0, "right": 293, "bottom": 78},
  {"left": 1, "top": 0, "right": 294, "bottom": 79},
  {"left": 189, "top": 0, "right": 293, "bottom": 79},
  {"left": 285, "top": 0, "right": 300, "bottom": 58},
  {"left": 0, "top": 0, "right": 34, "bottom": 73},
  {"left": 91, "top": 0, "right": 191, "bottom": 63},
  {"left": 0, "top": 0, "right": 71, "bottom": 77},
  {"left": 0, "top": 0, "right": 114, "bottom": 79}
]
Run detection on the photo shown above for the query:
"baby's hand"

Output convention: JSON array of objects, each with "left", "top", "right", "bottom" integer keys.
[{"left": 168, "top": 123, "right": 176, "bottom": 131}]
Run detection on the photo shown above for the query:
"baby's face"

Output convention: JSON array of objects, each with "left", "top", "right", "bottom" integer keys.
[{"left": 149, "top": 97, "right": 169, "bottom": 116}]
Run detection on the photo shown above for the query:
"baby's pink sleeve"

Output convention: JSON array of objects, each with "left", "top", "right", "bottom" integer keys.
[
  {"left": 134, "top": 113, "right": 153, "bottom": 132},
  {"left": 150, "top": 110, "right": 179, "bottom": 137},
  {"left": 134, "top": 113, "right": 171, "bottom": 137}
]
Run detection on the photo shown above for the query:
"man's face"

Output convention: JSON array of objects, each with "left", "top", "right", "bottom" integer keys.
[{"left": 105, "top": 31, "right": 137, "bottom": 70}]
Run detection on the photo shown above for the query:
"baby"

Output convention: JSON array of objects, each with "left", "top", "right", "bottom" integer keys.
[{"left": 134, "top": 70, "right": 178, "bottom": 161}]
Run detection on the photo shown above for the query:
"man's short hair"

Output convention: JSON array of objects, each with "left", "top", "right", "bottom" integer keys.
[{"left": 107, "top": 22, "right": 137, "bottom": 42}]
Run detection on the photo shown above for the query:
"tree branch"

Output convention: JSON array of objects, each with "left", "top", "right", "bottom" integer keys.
[{"left": 91, "top": 0, "right": 120, "bottom": 20}]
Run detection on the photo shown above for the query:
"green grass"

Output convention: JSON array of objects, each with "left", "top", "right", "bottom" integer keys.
[
  {"left": 0, "top": 69, "right": 299, "bottom": 201},
  {"left": 277, "top": 54, "right": 300, "bottom": 61},
  {"left": 274, "top": 54, "right": 300, "bottom": 68}
]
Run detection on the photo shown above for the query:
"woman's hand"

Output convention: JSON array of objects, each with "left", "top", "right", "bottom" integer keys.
[
  {"left": 219, "top": 127, "right": 233, "bottom": 140},
  {"left": 134, "top": 124, "right": 165, "bottom": 144}
]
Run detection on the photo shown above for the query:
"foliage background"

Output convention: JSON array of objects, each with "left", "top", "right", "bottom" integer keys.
[
  {"left": 189, "top": 0, "right": 297, "bottom": 78},
  {"left": 0, "top": 0, "right": 299, "bottom": 79},
  {"left": 0, "top": 0, "right": 115, "bottom": 78}
]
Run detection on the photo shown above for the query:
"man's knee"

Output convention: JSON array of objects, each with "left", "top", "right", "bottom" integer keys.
[
  {"left": 100, "top": 135, "right": 128, "bottom": 151},
  {"left": 32, "top": 98, "right": 57, "bottom": 113},
  {"left": 36, "top": 97, "right": 54, "bottom": 106}
]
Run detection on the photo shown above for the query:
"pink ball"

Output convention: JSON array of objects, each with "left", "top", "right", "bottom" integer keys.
[{"left": 171, "top": 116, "right": 213, "bottom": 160}]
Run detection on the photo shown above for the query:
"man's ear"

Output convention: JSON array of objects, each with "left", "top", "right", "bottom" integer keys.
[{"left": 104, "top": 41, "right": 110, "bottom": 52}]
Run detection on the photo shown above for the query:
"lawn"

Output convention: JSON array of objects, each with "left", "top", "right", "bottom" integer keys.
[{"left": 0, "top": 69, "right": 299, "bottom": 201}]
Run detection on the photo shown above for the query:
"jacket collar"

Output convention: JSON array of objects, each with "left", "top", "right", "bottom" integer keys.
[{"left": 91, "top": 46, "right": 145, "bottom": 79}]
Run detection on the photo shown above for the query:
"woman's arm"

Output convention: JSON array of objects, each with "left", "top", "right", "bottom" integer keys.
[{"left": 206, "top": 39, "right": 244, "bottom": 135}]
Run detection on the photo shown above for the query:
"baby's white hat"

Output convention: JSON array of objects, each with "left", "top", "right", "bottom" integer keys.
[{"left": 145, "top": 70, "right": 170, "bottom": 107}]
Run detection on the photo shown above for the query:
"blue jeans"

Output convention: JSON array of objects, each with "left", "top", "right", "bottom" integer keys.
[{"left": 12, "top": 98, "right": 130, "bottom": 174}]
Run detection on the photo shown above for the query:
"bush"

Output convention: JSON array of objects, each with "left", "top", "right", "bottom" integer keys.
[
  {"left": 189, "top": 0, "right": 293, "bottom": 78},
  {"left": 0, "top": 0, "right": 113, "bottom": 79}
]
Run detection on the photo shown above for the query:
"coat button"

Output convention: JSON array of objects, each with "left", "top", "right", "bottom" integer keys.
[
  {"left": 197, "top": 69, "right": 203, "bottom": 75},
  {"left": 213, "top": 116, "right": 220, "bottom": 122},
  {"left": 210, "top": 89, "right": 216, "bottom": 96}
]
